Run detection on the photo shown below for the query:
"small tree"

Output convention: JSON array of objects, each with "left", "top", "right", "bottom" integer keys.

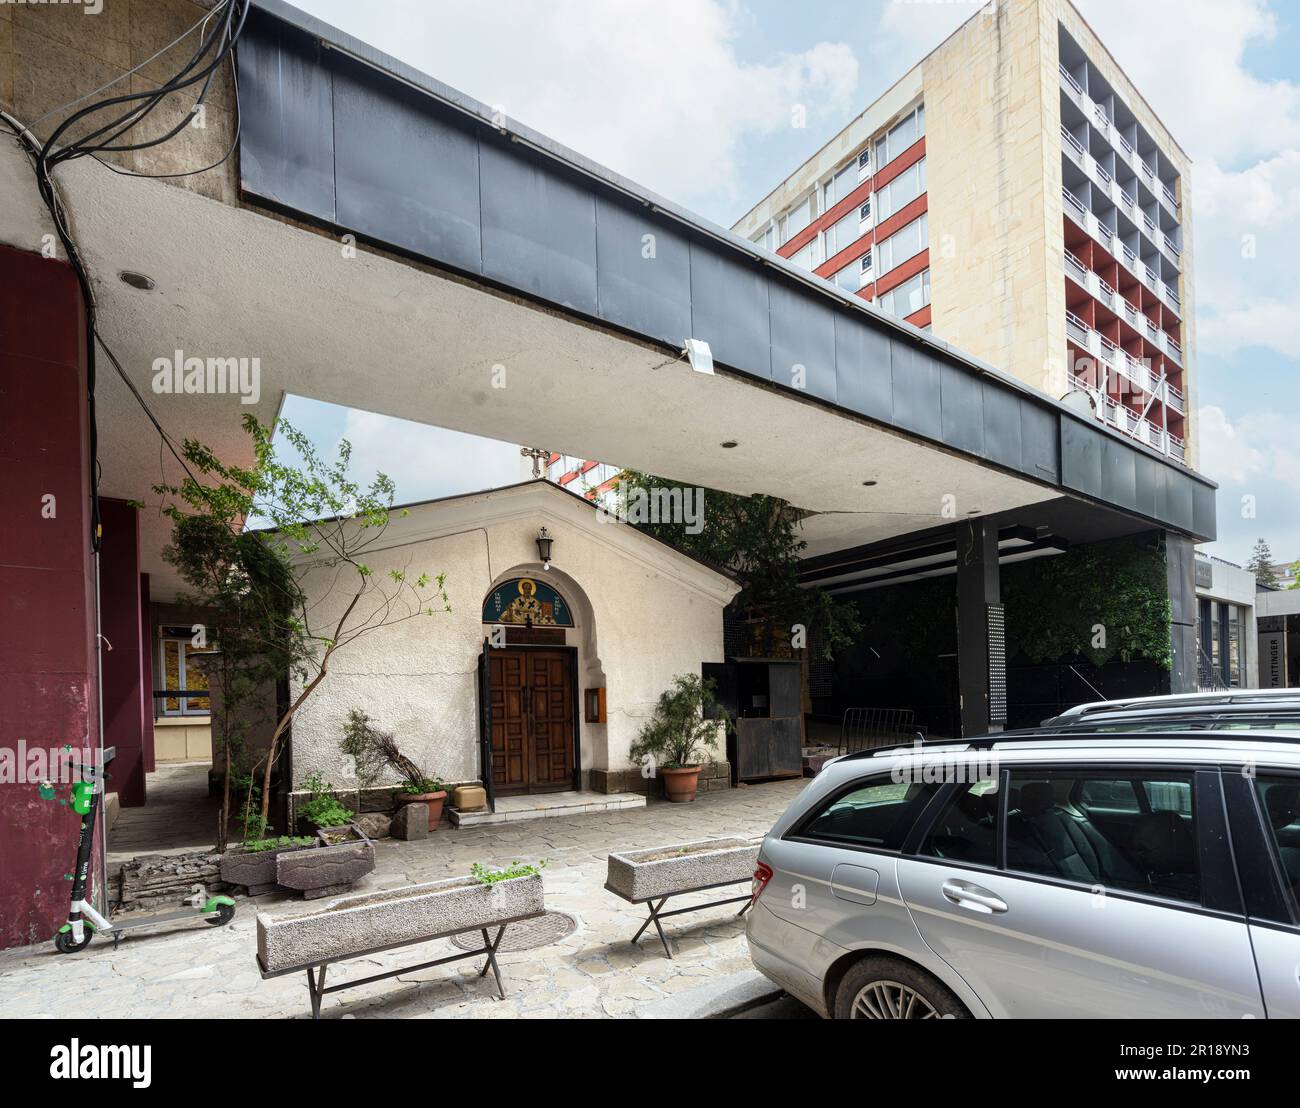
[
  {"left": 629, "top": 674, "right": 727, "bottom": 770},
  {"left": 1248, "top": 538, "right": 1279, "bottom": 588},
  {"left": 157, "top": 415, "right": 450, "bottom": 841},
  {"left": 616, "top": 471, "right": 861, "bottom": 660}
]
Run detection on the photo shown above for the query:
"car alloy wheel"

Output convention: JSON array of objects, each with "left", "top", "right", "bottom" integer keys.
[{"left": 851, "top": 980, "right": 940, "bottom": 1019}]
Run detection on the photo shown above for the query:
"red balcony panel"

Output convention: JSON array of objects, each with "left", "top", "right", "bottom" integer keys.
[
  {"left": 817, "top": 233, "right": 874, "bottom": 279},
  {"left": 873, "top": 136, "right": 926, "bottom": 189},
  {"left": 873, "top": 249, "right": 930, "bottom": 297},
  {"left": 904, "top": 304, "right": 932, "bottom": 329},
  {"left": 872, "top": 194, "right": 928, "bottom": 246}
]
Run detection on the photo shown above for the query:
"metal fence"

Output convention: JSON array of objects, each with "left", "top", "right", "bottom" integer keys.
[{"left": 840, "top": 707, "right": 927, "bottom": 756}]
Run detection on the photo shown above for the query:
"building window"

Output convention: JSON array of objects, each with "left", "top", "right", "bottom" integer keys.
[
  {"left": 782, "top": 196, "right": 814, "bottom": 244},
  {"left": 859, "top": 198, "right": 872, "bottom": 226},
  {"left": 823, "top": 163, "right": 857, "bottom": 210},
  {"left": 876, "top": 157, "right": 926, "bottom": 223},
  {"left": 789, "top": 238, "right": 821, "bottom": 271},
  {"left": 877, "top": 268, "right": 930, "bottom": 318},
  {"left": 824, "top": 208, "right": 862, "bottom": 258},
  {"left": 874, "top": 104, "right": 925, "bottom": 171},
  {"left": 833, "top": 263, "right": 862, "bottom": 292},
  {"left": 1228, "top": 605, "right": 1242, "bottom": 687},
  {"left": 858, "top": 148, "right": 871, "bottom": 175},
  {"left": 859, "top": 249, "right": 874, "bottom": 274},
  {"left": 751, "top": 224, "right": 777, "bottom": 253},
  {"left": 876, "top": 212, "right": 928, "bottom": 275},
  {"left": 159, "top": 629, "right": 210, "bottom": 716}
]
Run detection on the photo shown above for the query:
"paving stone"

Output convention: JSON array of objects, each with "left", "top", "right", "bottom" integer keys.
[{"left": 0, "top": 779, "right": 806, "bottom": 1019}]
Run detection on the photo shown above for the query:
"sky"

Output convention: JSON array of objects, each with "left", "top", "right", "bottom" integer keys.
[{"left": 284, "top": 0, "right": 1300, "bottom": 569}]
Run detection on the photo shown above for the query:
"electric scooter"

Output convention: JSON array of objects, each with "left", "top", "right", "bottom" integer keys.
[{"left": 53, "top": 746, "right": 236, "bottom": 953}]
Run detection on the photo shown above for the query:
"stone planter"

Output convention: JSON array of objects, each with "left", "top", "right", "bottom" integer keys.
[
  {"left": 220, "top": 840, "right": 317, "bottom": 896},
  {"left": 256, "top": 872, "right": 546, "bottom": 974},
  {"left": 606, "top": 837, "right": 761, "bottom": 902},
  {"left": 276, "top": 823, "right": 375, "bottom": 900},
  {"left": 397, "top": 789, "right": 446, "bottom": 831}
]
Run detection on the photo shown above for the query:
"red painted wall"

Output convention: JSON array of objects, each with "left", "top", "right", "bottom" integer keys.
[
  {"left": 99, "top": 499, "right": 146, "bottom": 807},
  {"left": 0, "top": 243, "right": 98, "bottom": 949}
]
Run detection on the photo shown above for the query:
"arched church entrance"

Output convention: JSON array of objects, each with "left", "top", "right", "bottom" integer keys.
[{"left": 480, "top": 573, "right": 584, "bottom": 795}]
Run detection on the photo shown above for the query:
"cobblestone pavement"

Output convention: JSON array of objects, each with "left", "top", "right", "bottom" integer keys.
[{"left": 0, "top": 779, "right": 806, "bottom": 1019}]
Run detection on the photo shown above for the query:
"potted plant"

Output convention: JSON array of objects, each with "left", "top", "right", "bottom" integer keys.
[
  {"left": 220, "top": 834, "right": 317, "bottom": 895},
  {"left": 341, "top": 709, "right": 447, "bottom": 831},
  {"left": 295, "top": 772, "right": 356, "bottom": 837},
  {"left": 629, "top": 674, "right": 727, "bottom": 803}
]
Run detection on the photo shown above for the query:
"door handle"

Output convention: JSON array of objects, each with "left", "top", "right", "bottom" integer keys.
[{"left": 941, "top": 879, "right": 1008, "bottom": 914}]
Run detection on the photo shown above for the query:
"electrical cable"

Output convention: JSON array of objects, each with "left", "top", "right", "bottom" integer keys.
[{"left": 0, "top": 0, "right": 251, "bottom": 552}]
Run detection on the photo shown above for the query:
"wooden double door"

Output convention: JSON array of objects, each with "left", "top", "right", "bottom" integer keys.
[{"left": 487, "top": 648, "right": 576, "bottom": 795}]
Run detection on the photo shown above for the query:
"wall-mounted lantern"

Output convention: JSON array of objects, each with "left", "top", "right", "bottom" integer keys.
[
  {"left": 535, "top": 526, "right": 553, "bottom": 570},
  {"left": 584, "top": 687, "right": 606, "bottom": 723}
]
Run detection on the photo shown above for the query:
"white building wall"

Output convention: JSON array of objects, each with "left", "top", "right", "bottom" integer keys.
[{"left": 286, "top": 484, "right": 735, "bottom": 790}]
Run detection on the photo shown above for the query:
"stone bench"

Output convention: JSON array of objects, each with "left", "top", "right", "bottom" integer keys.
[
  {"left": 256, "top": 873, "right": 545, "bottom": 1017},
  {"left": 605, "top": 838, "right": 761, "bottom": 958}
]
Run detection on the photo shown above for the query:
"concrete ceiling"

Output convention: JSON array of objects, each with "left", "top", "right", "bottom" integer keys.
[{"left": 1, "top": 134, "right": 1060, "bottom": 598}]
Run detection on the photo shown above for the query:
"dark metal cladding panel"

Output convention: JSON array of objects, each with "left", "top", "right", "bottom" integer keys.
[
  {"left": 1019, "top": 401, "right": 1059, "bottom": 482},
  {"left": 479, "top": 140, "right": 597, "bottom": 314},
  {"left": 331, "top": 57, "right": 481, "bottom": 273},
  {"left": 1133, "top": 453, "right": 1161, "bottom": 519},
  {"left": 834, "top": 314, "right": 893, "bottom": 421},
  {"left": 1165, "top": 533, "right": 1197, "bottom": 626},
  {"left": 1100, "top": 437, "right": 1138, "bottom": 511},
  {"left": 1061, "top": 418, "right": 1103, "bottom": 498},
  {"left": 939, "top": 363, "right": 985, "bottom": 456},
  {"left": 1161, "top": 468, "right": 1197, "bottom": 533},
  {"left": 236, "top": 14, "right": 336, "bottom": 221},
  {"left": 594, "top": 197, "right": 691, "bottom": 347},
  {"left": 688, "top": 244, "right": 771, "bottom": 379},
  {"left": 980, "top": 384, "right": 1023, "bottom": 471},
  {"left": 768, "top": 285, "right": 837, "bottom": 403},
  {"left": 1193, "top": 481, "right": 1217, "bottom": 541},
  {"left": 889, "top": 339, "right": 942, "bottom": 440}
]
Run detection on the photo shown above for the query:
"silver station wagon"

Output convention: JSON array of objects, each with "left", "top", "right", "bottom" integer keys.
[{"left": 747, "top": 730, "right": 1300, "bottom": 1018}]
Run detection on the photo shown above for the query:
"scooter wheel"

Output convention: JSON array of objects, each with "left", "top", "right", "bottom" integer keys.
[
  {"left": 206, "top": 903, "right": 236, "bottom": 927},
  {"left": 54, "top": 928, "right": 93, "bottom": 954}
]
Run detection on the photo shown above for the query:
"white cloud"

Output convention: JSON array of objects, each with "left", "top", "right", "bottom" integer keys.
[
  {"left": 296, "top": 0, "right": 858, "bottom": 217},
  {"left": 1196, "top": 404, "right": 1300, "bottom": 563},
  {"left": 337, "top": 410, "right": 523, "bottom": 505}
]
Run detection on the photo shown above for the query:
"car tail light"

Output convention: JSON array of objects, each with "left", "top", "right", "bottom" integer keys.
[{"left": 751, "top": 862, "right": 773, "bottom": 904}]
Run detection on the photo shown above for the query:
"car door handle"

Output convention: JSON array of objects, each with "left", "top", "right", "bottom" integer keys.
[{"left": 941, "top": 879, "right": 1008, "bottom": 914}]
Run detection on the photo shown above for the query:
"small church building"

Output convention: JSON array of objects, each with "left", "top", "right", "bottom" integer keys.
[{"left": 285, "top": 480, "right": 739, "bottom": 810}]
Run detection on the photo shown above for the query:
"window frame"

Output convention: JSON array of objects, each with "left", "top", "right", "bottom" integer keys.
[
  {"left": 899, "top": 761, "right": 1242, "bottom": 919},
  {"left": 157, "top": 629, "right": 212, "bottom": 718},
  {"left": 1223, "top": 765, "right": 1300, "bottom": 929},
  {"left": 784, "top": 770, "right": 948, "bottom": 857}
]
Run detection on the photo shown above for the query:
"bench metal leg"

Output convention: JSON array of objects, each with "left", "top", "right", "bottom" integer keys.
[
  {"left": 477, "top": 925, "right": 507, "bottom": 999},
  {"left": 628, "top": 891, "right": 753, "bottom": 960},
  {"left": 307, "top": 964, "right": 327, "bottom": 1020}
]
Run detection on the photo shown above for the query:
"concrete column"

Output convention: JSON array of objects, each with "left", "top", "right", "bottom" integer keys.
[
  {"left": 0, "top": 243, "right": 98, "bottom": 949},
  {"left": 1164, "top": 533, "right": 1198, "bottom": 694},
  {"left": 100, "top": 499, "right": 147, "bottom": 807},
  {"left": 956, "top": 518, "right": 1003, "bottom": 737}
]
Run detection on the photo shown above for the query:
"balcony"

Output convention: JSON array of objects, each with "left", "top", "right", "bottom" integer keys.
[{"left": 1166, "top": 381, "right": 1185, "bottom": 414}]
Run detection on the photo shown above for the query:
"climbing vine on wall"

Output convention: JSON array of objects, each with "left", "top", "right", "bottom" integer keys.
[{"left": 1002, "top": 535, "right": 1172, "bottom": 669}]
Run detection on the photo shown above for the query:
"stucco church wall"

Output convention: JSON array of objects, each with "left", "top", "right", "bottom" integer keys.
[{"left": 286, "top": 489, "right": 734, "bottom": 792}]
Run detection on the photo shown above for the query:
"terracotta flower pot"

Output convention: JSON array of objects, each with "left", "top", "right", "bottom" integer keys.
[
  {"left": 398, "top": 790, "right": 447, "bottom": 830},
  {"left": 661, "top": 766, "right": 702, "bottom": 803}
]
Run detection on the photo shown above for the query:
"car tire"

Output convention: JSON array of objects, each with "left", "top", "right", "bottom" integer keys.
[{"left": 834, "top": 956, "right": 970, "bottom": 1020}]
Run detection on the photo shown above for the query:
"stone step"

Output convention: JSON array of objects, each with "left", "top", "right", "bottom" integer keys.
[{"left": 450, "top": 790, "right": 645, "bottom": 828}]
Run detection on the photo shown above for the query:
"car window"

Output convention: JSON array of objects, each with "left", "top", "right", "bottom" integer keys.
[
  {"left": 1007, "top": 769, "right": 1200, "bottom": 903},
  {"left": 1077, "top": 778, "right": 1138, "bottom": 811},
  {"left": 799, "top": 775, "right": 940, "bottom": 851},
  {"left": 920, "top": 776, "right": 1000, "bottom": 867},
  {"left": 1254, "top": 775, "right": 1300, "bottom": 915}
]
